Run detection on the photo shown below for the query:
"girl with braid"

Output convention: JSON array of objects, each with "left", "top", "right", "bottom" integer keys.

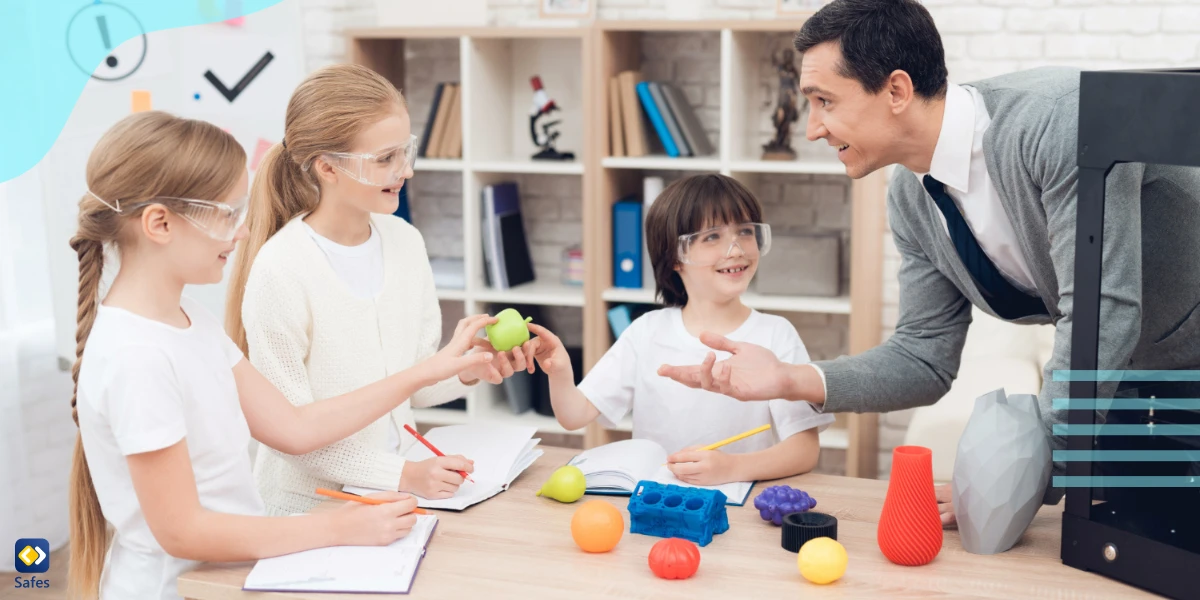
[{"left": 66, "top": 111, "right": 494, "bottom": 600}]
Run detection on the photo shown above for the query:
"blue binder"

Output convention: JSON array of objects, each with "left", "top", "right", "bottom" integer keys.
[{"left": 613, "top": 199, "right": 643, "bottom": 289}]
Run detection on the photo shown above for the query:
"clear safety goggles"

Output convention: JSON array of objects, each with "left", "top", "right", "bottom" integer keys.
[
  {"left": 313, "top": 134, "right": 418, "bottom": 187},
  {"left": 96, "top": 192, "right": 250, "bottom": 243},
  {"left": 677, "top": 222, "right": 772, "bottom": 267}
]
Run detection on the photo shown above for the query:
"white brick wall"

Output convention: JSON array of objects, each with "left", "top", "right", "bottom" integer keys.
[{"left": 301, "top": 0, "right": 1200, "bottom": 476}]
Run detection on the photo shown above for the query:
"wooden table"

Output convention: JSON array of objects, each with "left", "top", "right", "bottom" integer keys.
[{"left": 179, "top": 447, "right": 1154, "bottom": 599}]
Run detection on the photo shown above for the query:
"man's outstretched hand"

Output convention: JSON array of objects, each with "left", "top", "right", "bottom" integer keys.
[{"left": 657, "top": 332, "right": 798, "bottom": 401}]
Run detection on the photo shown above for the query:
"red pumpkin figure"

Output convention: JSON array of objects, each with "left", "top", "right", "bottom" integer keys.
[{"left": 648, "top": 538, "right": 701, "bottom": 580}]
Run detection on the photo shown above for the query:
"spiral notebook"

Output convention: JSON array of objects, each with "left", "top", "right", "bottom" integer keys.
[
  {"left": 568, "top": 439, "right": 756, "bottom": 506},
  {"left": 343, "top": 424, "right": 542, "bottom": 511},
  {"left": 243, "top": 514, "right": 438, "bottom": 594}
]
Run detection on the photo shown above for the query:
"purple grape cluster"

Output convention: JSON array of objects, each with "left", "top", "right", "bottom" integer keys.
[{"left": 753, "top": 485, "right": 817, "bottom": 526}]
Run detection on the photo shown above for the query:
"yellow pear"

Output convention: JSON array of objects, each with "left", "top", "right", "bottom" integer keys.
[{"left": 536, "top": 465, "right": 587, "bottom": 503}]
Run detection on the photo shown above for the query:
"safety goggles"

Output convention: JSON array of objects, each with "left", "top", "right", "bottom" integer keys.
[
  {"left": 677, "top": 222, "right": 772, "bottom": 267},
  {"left": 116, "top": 194, "right": 250, "bottom": 243},
  {"left": 314, "top": 134, "right": 418, "bottom": 187}
]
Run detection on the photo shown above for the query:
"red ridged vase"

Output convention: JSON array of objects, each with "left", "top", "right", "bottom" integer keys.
[{"left": 877, "top": 445, "right": 943, "bottom": 566}]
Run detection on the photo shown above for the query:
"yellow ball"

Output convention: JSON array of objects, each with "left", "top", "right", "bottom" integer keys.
[{"left": 797, "top": 537, "right": 847, "bottom": 585}]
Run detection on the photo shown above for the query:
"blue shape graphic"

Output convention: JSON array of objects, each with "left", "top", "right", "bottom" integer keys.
[
  {"left": 1053, "top": 370, "right": 1200, "bottom": 382},
  {"left": 0, "top": 0, "right": 285, "bottom": 183},
  {"left": 1054, "top": 450, "right": 1200, "bottom": 462}
]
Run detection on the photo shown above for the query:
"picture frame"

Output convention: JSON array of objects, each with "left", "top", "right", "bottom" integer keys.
[
  {"left": 539, "top": 0, "right": 594, "bottom": 19},
  {"left": 777, "top": 0, "right": 824, "bottom": 17}
]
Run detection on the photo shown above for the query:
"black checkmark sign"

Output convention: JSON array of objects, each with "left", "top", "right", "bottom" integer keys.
[{"left": 204, "top": 51, "right": 274, "bottom": 102}]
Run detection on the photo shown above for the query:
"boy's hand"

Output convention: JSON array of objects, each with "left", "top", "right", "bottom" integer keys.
[
  {"left": 666, "top": 447, "right": 737, "bottom": 486},
  {"left": 526, "top": 323, "right": 572, "bottom": 379},
  {"left": 459, "top": 338, "right": 533, "bottom": 385}
]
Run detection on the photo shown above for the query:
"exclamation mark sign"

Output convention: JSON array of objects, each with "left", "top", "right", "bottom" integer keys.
[
  {"left": 97, "top": 15, "right": 119, "bottom": 69},
  {"left": 96, "top": 15, "right": 112, "bottom": 49}
]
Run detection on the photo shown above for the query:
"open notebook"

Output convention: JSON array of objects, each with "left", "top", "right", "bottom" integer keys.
[
  {"left": 568, "top": 438, "right": 756, "bottom": 506},
  {"left": 244, "top": 514, "right": 438, "bottom": 594},
  {"left": 344, "top": 424, "right": 542, "bottom": 511}
]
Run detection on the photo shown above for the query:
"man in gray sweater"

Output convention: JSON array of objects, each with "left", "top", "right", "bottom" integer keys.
[{"left": 659, "top": 0, "right": 1200, "bottom": 516}]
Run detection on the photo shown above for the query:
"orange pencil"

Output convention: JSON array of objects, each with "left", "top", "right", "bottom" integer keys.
[
  {"left": 316, "top": 488, "right": 428, "bottom": 514},
  {"left": 403, "top": 424, "right": 475, "bottom": 483}
]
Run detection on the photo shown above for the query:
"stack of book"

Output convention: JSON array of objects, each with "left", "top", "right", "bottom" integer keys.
[
  {"left": 481, "top": 182, "right": 536, "bottom": 290},
  {"left": 608, "top": 71, "right": 714, "bottom": 159},
  {"left": 418, "top": 82, "right": 463, "bottom": 159}
]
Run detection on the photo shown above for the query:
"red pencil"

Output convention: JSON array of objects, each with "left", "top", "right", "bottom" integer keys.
[{"left": 403, "top": 424, "right": 474, "bottom": 483}]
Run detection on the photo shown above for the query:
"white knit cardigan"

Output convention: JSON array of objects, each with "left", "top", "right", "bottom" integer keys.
[{"left": 243, "top": 213, "right": 470, "bottom": 516}]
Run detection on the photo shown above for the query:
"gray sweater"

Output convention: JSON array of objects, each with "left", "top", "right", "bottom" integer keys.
[{"left": 813, "top": 67, "right": 1200, "bottom": 498}]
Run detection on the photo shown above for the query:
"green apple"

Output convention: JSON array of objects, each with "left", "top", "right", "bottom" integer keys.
[{"left": 486, "top": 308, "right": 533, "bottom": 352}]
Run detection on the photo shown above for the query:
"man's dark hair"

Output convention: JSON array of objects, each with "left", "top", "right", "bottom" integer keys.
[
  {"left": 645, "top": 174, "right": 763, "bottom": 307},
  {"left": 793, "top": 0, "right": 948, "bottom": 99}
]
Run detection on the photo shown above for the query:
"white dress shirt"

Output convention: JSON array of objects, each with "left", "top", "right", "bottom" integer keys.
[
  {"left": 811, "top": 83, "right": 1041, "bottom": 401},
  {"left": 913, "top": 82, "right": 1039, "bottom": 294}
]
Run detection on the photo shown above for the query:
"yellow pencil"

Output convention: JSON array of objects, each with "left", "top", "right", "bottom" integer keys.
[
  {"left": 698, "top": 424, "right": 772, "bottom": 451},
  {"left": 665, "top": 424, "right": 773, "bottom": 465}
]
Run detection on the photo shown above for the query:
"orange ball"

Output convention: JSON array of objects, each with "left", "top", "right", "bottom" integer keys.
[{"left": 570, "top": 500, "right": 624, "bottom": 553}]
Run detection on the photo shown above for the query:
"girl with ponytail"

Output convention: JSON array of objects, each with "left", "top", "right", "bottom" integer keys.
[
  {"left": 68, "top": 111, "right": 495, "bottom": 600},
  {"left": 226, "top": 64, "right": 534, "bottom": 516}
]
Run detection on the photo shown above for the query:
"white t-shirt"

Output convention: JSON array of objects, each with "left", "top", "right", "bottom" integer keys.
[
  {"left": 302, "top": 220, "right": 385, "bottom": 300},
  {"left": 301, "top": 221, "right": 405, "bottom": 454},
  {"left": 76, "top": 297, "right": 264, "bottom": 600},
  {"left": 578, "top": 307, "right": 834, "bottom": 455}
]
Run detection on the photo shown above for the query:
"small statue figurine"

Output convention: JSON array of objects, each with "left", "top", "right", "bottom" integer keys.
[
  {"left": 762, "top": 48, "right": 805, "bottom": 161},
  {"left": 529, "top": 76, "right": 575, "bottom": 161}
]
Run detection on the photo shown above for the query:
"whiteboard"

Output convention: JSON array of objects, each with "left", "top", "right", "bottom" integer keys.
[{"left": 39, "top": 1, "right": 305, "bottom": 363}]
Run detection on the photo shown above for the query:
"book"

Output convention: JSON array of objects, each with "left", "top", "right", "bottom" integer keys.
[
  {"left": 608, "top": 75, "right": 625, "bottom": 157},
  {"left": 441, "top": 87, "right": 463, "bottom": 158},
  {"left": 618, "top": 71, "right": 648, "bottom": 157},
  {"left": 636, "top": 81, "right": 680, "bottom": 157},
  {"left": 567, "top": 438, "right": 756, "bottom": 506},
  {"left": 343, "top": 424, "right": 543, "bottom": 511},
  {"left": 481, "top": 182, "right": 535, "bottom": 290},
  {"left": 660, "top": 82, "right": 714, "bottom": 157},
  {"left": 648, "top": 82, "right": 691, "bottom": 157},
  {"left": 426, "top": 83, "right": 457, "bottom": 158},
  {"left": 243, "top": 514, "right": 439, "bottom": 594},
  {"left": 418, "top": 82, "right": 445, "bottom": 157}
]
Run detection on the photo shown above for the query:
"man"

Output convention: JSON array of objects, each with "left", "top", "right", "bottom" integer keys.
[{"left": 658, "top": 0, "right": 1200, "bottom": 519}]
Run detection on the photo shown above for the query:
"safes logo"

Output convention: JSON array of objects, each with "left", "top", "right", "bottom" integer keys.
[{"left": 14, "top": 538, "right": 51, "bottom": 590}]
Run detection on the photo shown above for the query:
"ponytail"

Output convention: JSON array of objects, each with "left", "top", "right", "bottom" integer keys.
[
  {"left": 67, "top": 236, "right": 109, "bottom": 600},
  {"left": 224, "top": 63, "right": 407, "bottom": 353},
  {"left": 225, "top": 142, "right": 318, "bottom": 354}
]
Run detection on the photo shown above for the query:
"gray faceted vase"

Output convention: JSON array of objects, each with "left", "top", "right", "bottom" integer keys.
[{"left": 952, "top": 389, "right": 1051, "bottom": 554}]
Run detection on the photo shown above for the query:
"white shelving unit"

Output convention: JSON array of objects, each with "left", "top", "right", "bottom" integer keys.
[
  {"left": 602, "top": 287, "right": 851, "bottom": 315},
  {"left": 351, "top": 28, "right": 590, "bottom": 439},
  {"left": 414, "top": 158, "right": 465, "bottom": 172},
  {"left": 473, "top": 160, "right": 585, "bottom": 175}
]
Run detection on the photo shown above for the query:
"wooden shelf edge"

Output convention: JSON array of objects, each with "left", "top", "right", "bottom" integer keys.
[{"left": 347, "top": 27, "right": 589, "bottom": 40}]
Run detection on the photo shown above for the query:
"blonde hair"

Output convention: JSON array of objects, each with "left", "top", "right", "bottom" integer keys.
[
  {"left": 225, "top": 64, "right": 407, "bottom": 353},
  {"left": 68, "top": 111, "right": 245, "bottom": 600}
]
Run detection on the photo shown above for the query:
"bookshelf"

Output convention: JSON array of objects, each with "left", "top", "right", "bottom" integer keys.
[{"left": 347, "top": 18, "right": 886, "bottom": 478}]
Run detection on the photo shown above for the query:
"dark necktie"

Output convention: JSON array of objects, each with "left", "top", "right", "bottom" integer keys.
[{"left": 922, "top": 175, "right": 1048, "bottom": 320}]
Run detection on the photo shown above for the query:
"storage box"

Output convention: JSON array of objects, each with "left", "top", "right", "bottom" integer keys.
[{"left": 754, "top": 234, "right": 840, "bottom": 297}]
